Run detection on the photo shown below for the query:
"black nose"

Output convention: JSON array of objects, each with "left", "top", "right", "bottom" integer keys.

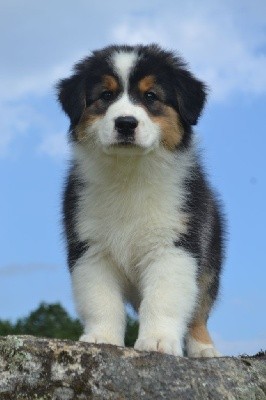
[{"left": 115, "top": 116, "right": 138, "bottom": 133}]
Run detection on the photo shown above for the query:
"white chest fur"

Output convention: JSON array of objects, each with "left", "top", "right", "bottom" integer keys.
[{"left": 74, "top": 145, "right": 193, "bottom": 272}]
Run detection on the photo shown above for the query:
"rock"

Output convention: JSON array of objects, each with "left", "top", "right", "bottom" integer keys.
[{"left": 0, "top": 335, "right": 265, "bottom": 399}]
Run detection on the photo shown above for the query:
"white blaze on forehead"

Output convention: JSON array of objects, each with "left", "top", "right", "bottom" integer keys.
[{"left": 112, "top": 51, "right": 138, "bottom": 89}]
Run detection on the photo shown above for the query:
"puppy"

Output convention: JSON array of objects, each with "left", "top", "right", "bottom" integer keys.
[{"left": 57, "top": 44, "right": 224, "bottom": 357}]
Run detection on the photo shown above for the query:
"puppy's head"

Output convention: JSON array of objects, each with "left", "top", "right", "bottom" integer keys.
[{"left": 57, "top": 44, "right": 207, "bottom": 155}]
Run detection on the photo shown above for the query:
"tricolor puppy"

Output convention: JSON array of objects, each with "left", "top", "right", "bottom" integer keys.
[{"left": 57, "top": 44, "right": 224, "bottom": 357}]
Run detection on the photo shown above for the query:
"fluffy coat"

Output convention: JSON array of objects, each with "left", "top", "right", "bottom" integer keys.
[{"left": 57, "top": 44, "right": 224, "bottom": 357}]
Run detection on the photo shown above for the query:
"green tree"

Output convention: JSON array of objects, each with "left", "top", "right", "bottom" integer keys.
[
  {"left": 13, "top": 302, "right": 82, "bottom": 340},
  {"left": 0, "top": 302, "right": 139, "bottom": 345},
  {"left": 0, "top": 320, "right": 14, "bottom": 336},
  {"left": 125, "top": 316, "right": 139, "bottom": 347}
]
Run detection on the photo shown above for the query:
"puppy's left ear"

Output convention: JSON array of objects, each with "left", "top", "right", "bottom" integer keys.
[
  {"left": 57, "top": 74, "right": 86, "bottom": 127},
  {"left": 175, "top": 69, "right": 207, "bottom": 126}
]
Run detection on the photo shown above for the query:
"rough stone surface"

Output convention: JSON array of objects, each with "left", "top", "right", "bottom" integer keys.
[{"left": 0, "top": 335, "right": 265, "bottom": 399}]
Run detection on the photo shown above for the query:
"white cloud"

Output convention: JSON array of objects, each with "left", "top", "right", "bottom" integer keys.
[
  {"left": 1, "top": 0, "right": 265, "bottom": 102},
  {"left": 38, "top": 131, "right": 69, "bottom": 160},
  {"left": 0, "top": 101, "right": 66, "bottom": 158},
  {"left": 0, "top": 1, "right": 138, "bottom": 102},
  {"left": 111, "top": 1, "right": 266, "bottom": 101},
  {"left": 112, "top": 22, "right": 167, "bottom": 46},
  {"left": 0, "top": 103, "right": 35, "bottom": 157},
  {"left": 1, "top": 0, "right": 266, "bottom": 157},
  {"left": 0, "top": 61, "right": 74, "bottom": 103}
]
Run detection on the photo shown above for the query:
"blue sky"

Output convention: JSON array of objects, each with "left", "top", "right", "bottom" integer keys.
[{"left": 0, "top": 0, "right": 265, "bottom": 355}]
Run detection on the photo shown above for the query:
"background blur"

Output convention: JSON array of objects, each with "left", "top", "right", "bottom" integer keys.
[{"left": 0, "top": 0, "right": 265, "bottom": 355}]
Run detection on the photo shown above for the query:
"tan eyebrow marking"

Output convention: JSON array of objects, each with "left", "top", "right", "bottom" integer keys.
[
  {"left": 103, "top": 75, "right": 119, "bottom": 91},
  {"left": 138, "top": 75, "right": 156, "bottom": 93}
]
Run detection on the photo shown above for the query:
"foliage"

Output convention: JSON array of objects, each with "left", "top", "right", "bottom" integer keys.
[
  {"left": 0, "top": 302, "right": 139, "bottom": 346},
  {"left": 125, "top": 316, "right": 139, "bottom": 347},
  {"left": 0, "top": 303, "right": 82, "bottom": 341},
  {"left": 0, "top": 320, "right": 15, "bottom": 336}
]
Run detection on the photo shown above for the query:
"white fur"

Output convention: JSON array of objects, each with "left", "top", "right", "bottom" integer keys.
[
  {"left": 186, "top": 335, "right": 221, "bottom": 358},
  {"left": 86, "top": 52, "right": 161, "bottom": 153},
  {"left": 72, "top": 142, "right": 199, "bottom": 356},
  {"left": 112, "top": 50, "right": 138, "bottom": 89},
  {"left": 73, "top": 251, "right": 126, "bottom": 346},
  {"left": 87, "top": 92, "right": 161, "bottom": 153},
  {"left": 135, "top": 247, "right": 198, "bottom": 356},
  {"left": 72, "top": 50, "right": 202, "bottom": 355}
]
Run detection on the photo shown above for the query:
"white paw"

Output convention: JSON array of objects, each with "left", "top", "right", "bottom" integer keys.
[
  {"left": 186, "top": 336, "right": 221, "bottom": 358},
  {"left": 134, "top": 336, "right": 183, "bottom": 356},
  {"left": 189, "top": 346, "right": 221, "bottom": 358},
  {"left": 79, "top": 333, "right": 123, "bottom": 347}
]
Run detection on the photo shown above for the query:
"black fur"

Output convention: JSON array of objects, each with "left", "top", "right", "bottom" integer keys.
[
  {"left": 129, "top": 44, "right": 207, "bottom": 125},
  {"left": 175, "top": 160, "right": 225, "bottom": 311},
  {"left": 63, "top": 166, "right": 89, "bottom": 270},
  {"left": 57, "top": 44, "right": 207, "bottom": 143},
  {"left": 58, "top": 44, "right": 225, "bottom": 325}
]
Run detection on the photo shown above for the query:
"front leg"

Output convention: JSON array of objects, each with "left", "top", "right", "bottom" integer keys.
[
  {"left": 71, "top": 249, "right": 126, "bottom": 346},
  {"left": 186, "top": 322, "right": 221, "bottom": 357},
  {"left": 134, "top": 248, "right": 198, "bottom": 356}
]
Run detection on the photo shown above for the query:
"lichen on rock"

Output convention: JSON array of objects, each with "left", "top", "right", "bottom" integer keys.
[{"left": 0, "top": 335, "right": 265, "bottom": 399}]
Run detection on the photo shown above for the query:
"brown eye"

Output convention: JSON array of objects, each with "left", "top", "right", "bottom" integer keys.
[
  {"left": 100, "top": 91, "right": 114, "bottom": 101},
  {"left": 144, "top": 91, "right": 158, "bottom": 103}
]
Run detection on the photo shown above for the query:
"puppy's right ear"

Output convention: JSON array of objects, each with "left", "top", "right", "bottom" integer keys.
[{"left": 57, "top": 74, "right": 86, "bottom": 127}]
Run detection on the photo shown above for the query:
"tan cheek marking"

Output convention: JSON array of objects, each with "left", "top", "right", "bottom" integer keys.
[
  {"left": 189, "top": 322, "right": 213, "bottom": 345},
  {"left": 103, "top": 75, "right": 119, "bottom": 91},
  {"left": 138, "top": 75, "right": 156, "bottom": 93},
  {"left": 153, "top": 106, "right": 184, "bottom": 151},
  {"left": 74, "top": 107, "right": 102, "bottom": 142}
]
